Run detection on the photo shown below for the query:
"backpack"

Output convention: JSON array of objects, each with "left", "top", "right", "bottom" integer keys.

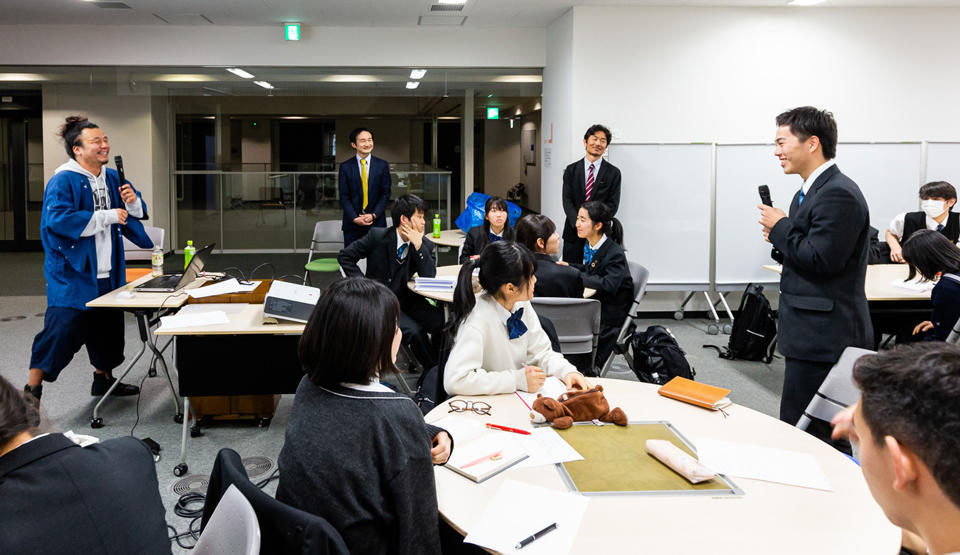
[
  {"left": 705, "top": 284, "right": 777, "bottom": 363},
  {"left": 629, "top": 325, "right": 695, "bottom": 385}
]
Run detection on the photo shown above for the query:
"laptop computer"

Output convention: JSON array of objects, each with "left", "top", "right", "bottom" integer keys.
[{"left": 135, "top": 243, "right": 215, "bottom": 293}]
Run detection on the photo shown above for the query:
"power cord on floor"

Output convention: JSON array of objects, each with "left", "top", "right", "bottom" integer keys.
[{"left": 128, "top": 371, "right": 151, "bottom": 437}]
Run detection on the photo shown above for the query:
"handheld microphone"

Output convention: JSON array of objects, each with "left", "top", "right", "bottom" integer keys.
[
  {"left": 114, "top": 155, "right": 126, "bottom": 187},
  {"left": 758, "top": 184, "right": 773, "bottom": 207}
]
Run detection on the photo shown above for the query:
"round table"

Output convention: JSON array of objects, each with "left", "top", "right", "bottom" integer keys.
[
  {"left": 427, "top": 378, "right": 899, "bottom": 554},
  {"left": 408, "top": 265, "right": 595, "bottom": 304},
  {"left": 431, "top": 229, "right": 466, "bottom": 248}
]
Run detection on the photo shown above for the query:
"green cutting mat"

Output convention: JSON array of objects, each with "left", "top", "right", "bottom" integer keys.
[{"left": 556, "top": 421, "right": 740, "bottom": 495}]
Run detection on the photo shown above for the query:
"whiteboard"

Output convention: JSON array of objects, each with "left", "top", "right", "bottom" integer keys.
[
  {"left": 714, "top": 142, "right": 921, "bottom": 285},
  {"left": 926, "top": 142, "right": 960, "bottom": 185},
  {"left": 606, "top": 144, "right": 712, "bottom": 286},
  {"left": 715, "top": 144, "right": 797, "bottom": 286}
]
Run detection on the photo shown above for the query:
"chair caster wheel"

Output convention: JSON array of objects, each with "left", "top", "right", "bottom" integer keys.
[
  {"left": 174, "top": 464, "right": 188, "bottom": 477},
  {"left": 674, "top": 311, "right": 684, "bottom": 321},
  {"left": 707, "top": 324, "right": 720, "bottom": 335},
  {"left": 190, "top": 425, "right": 203, "bottom": 438},
  {"left": 258, "top": 417, "right": 271, "bottom": 428},
  {"left": 148, "top": 367, "right": 157, "bottom": 378},
  {"left": 174, "top": 413, "right": 184, "bottom": 424},
  {"left": 90, "top": 417, "right": 104, "bottom": 429},
  {"left": 722, "top": 324, "right": 733, "bottom": 335}
]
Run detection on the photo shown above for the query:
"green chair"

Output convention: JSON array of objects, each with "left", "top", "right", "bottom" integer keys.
[{"left": 303, "top": 220, "right": 342, "bottom": 285}]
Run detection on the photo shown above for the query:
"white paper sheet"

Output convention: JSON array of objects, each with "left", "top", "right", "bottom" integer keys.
[
  {"left": 694, "top": 437, "right": 833, "bottom": 491},
  {"left": 517, "top": 376, "right": 569, "bottom": 409},
  {"left": 428, "top": 416, "right": 487, "bottom": 445},
  {"left": 514, "top": 427, "right": 584, "bottom": 469},
  {"left": 890, "top": 278, "right": 935, "bottom": 292},
  {"left": 159, "top": 310, "right": 230, "bottom": 329},
  {"left": 465, "top": 480, "right": 588, "bottom": 555},
  {"left": 186, "top": 278, "right": 261, "bottom": 298}
]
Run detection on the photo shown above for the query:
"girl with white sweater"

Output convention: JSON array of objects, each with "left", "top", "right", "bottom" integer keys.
[{"left": 443, "top": 241, "right": 591, "bottom": 396}]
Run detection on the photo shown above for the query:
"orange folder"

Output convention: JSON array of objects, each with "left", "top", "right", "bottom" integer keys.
[{"left": 658, "top": 377, "right": 732, "bottom": 410}]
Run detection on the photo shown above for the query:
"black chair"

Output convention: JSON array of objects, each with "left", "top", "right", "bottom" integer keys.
[{"left": 201, "top": 448, "right": 349, "bottom": 555}]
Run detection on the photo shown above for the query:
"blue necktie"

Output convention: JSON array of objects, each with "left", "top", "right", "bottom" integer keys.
[
  {"left": 506, "top": 307, "right": 527, "bottom": 340},
  {"left": 938, "top": 224, "right": 944, "bottom": 232},
  {"left": 798, "top": 189, "right": 805, "bottom": 206},
  {"left": 583, "top": 244, "right": 597, "bottom": 265},
  {"left": 488, "top": 232, "right": 503, "bottom": 244},
  {"left": 397, "top": 243, "right": 407, "bottom": 262}
]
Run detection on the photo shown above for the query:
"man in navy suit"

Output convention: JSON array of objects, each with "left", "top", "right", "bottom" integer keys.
[
  {"left": 339, "top": 127, "right": 392, "bottom": 247},
  {"left": 759, "top": 106, "right": 873, "bottom": 446},
  {"left": 561, "top": 124, "right": 622, "bottom": 263}
]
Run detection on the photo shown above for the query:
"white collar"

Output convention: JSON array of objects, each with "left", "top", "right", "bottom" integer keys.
[
  {"left": 586, "top": 234, "right": 607, "bottom": 251},
  {"left": 396, "top": 230, "right": 408, "bottom": 256},
  {"left": 490, "top": 295, "right": 524, "bottom": 327},
  {"left": 341, "top": 377, "right": 393, "bottom": 393},
  {"left": 356, "top": 153, "right": 371, "bottom": 163},
  {"left": 584, "top": 156, "right": 602, "bottom": 169},
  {"left": 801, "top": 160, "right": 835, "bottom": 195}
]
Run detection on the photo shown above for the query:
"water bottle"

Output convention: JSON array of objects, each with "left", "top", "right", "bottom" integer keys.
[
  {"left": 183, "top": 240, "right": 196, "bottom": 270},
  {"left": 151, "top": 245, "right": 164, "bottom": 276},
  {"left": 432, "top": 213, "right": 441, "bottom": 238}
]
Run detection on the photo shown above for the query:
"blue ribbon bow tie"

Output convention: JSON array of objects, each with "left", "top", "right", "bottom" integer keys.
[
  {"left": 506, "top": 307, "right": 527, "bottom": 340},
  {"left": 488, "top": 232, "right": 503, "bottom": 244},
  {"left": 583, "top": 244, "right": 597, "bottom": 265}
]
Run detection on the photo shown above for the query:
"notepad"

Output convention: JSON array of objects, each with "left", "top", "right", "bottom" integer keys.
[
  {"left": 695, "top": 437, "right": 833, "bottom": 491},
  {"left": 414, "top": 277, "right": 457, "bottom": 291},
  {"left": 445, "top": 434, "right": 528, "bottom": 483},
  {"left": 159, "top": 310, "right": 230, "bottom": 329},
  {"left": 658, "top": 376, "right": 732, "bottom": 410},
  {"left": 516, "top": 376, "right": 569, "bottom": 409},
  {"left": 187, "top": 278, "right": 261, "bottom": 298}
]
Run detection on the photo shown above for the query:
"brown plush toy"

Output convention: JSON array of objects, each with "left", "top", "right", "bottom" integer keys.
[{"left": 529, "top": 385, "right": 628, "bottom": 429}]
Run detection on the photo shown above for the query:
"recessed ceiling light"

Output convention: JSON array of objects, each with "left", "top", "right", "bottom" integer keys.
[
  {"left": 253, "top": 81, "right": 274, "bottom": 89},
  {"left": 788, "top": 0, "right": 826, "bottom": 5},
  {"left": 226, "top": 68, "right": 254, "bottom": 79},
  {"left": 438, "top": 0, "right": 467, "bottom": 4},
  {"left": 0, "top": 73, "right": 48, "bottom": 82},
  {"left": 410, "top": 69, "right": 427, "bottom": 79},
  {"left": 406, "top": 81, "right": 421, "bottom": 90}
]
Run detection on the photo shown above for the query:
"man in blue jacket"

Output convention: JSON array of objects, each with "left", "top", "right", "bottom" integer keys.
[
  {"left": 338, "top": 127, "right": 392, "bottom": 246},
  {"left": 24, "top": 116, "right": 154, "bottom": 405}
]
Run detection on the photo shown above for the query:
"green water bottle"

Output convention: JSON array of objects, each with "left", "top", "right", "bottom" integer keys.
[
  {"left": 183, "top": 240, "right": 196, "bottom": 270},
  {"left": 432, "top": 213, "right": 441, "bottom": 238}
]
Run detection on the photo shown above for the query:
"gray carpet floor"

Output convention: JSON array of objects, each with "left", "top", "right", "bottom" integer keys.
[{"left": 0, "top": 252, "right": 785, "bottom": 553}]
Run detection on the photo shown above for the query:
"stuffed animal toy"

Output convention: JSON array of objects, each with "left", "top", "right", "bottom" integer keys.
[{"left": 530, "top": 385, "right": 628, "bottom": 429}]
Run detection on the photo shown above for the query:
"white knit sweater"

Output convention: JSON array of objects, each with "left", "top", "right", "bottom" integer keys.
[{"left": 444, "top": 293, "right": 577, "bottom": 395}]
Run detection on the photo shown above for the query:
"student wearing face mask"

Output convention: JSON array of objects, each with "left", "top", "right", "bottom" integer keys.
[{"left": 885, "top": 181, "right": 959, "bottom": 263}]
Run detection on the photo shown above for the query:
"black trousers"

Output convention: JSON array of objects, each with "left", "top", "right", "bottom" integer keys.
[
  {"left": 781, "top": 357, "right": 847, "bottom": 449},
  {"left": 399, "top": 295, "right": 444, "bottom": 369}
]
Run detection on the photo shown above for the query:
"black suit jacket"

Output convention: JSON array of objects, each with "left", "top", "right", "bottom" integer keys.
[
  {"left": 533, "top": 253, "right": 585, "bottom": 298},
  {"left": 338, "top": 226, "right": 437, "bottom": 302},
  {"left": 561, "top": 158, "right": 622, "bottom": 241},
  {"left": 459, "top": 225, "right": 515, "bottom": 263},
  {"left": 338, "top": 155, "right": 392, "bottom": 233},
  {"left": 573, "top": 240, "right": 633, "bottom": 327},
  {"left": 0, "top": 434, "right": 170, "bottom": 555},
  {"left": 769, "top": 164, "right": 873, "bottom": 363}
]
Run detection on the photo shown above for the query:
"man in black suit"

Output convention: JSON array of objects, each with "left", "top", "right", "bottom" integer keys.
[
  {"left": 0, "top": 376, "right": 169, "bottom": 554},
  {"left": 338, "top": 193, "right": 443, "bottom": 368},
  {"left": 759, "top": 106, "right": 873, "bottom": 445},
  {"left": 561, "top": 124, "right": 622, "bottom": 264},
  {"left": 339, "top": 127, "right": 392, "bottom": 247}
]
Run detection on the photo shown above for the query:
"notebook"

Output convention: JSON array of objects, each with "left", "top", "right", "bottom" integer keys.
[
  {"left": 658, "top": 376, "right": 732, "bottom": 411},
  {"left": 432, "top": 416, "right": 529, "bottom": 483}
]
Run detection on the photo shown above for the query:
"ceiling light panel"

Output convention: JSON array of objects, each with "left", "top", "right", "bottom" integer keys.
[
  {"left": 410, "top": 69, "right": 427, "bottom": 79},
  {"left": 253, "top": 81, "right": 274, "bottom": 89},
  {"left": 226, "top": 68, "right": 255, "bottom": 79},
  {"left": 406, "top": 81, "right": 421, "bottom": 89}
]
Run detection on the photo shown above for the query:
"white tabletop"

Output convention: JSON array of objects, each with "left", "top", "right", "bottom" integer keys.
[
  {"left": 431, "top": 229, "right": 466, "bottom": 248},
  {"left": 409, "top": 265, "right": 596, "bottom": 304},
  {"left": 763, "top": 263, "right": 932, "bottom": 302},
  {"left": 154, "top": 303, "right": 305, "bottom": 336},
  {"left": 427, "top": 379, "right": 899, "bottom": 554},
  {"left": 85, "top": 272, "right": 209, "bottom": 309}
]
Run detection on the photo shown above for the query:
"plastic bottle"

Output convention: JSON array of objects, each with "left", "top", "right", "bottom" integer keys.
[
  {"left": 432, "top": 213, "right": 441, "bottom": 238},
  {"left": 151, "top": 245, "right": 164, "bottom": 277},
  {"left": 183, "top": 240, "right": 196, "bottom": 270}
]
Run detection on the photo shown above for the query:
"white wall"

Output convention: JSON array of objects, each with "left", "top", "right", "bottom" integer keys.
[
  {"left": 0, "top": 24, "right": 545, "bottom": 68},
  {"left": 541, "top": 9, "right": 575, "bottom": 236}
]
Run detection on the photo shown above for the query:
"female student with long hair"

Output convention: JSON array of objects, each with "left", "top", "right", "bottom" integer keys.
[
  {"left": 515, "top": 214, "right": 584, "bottom": 298},
  {"left": 573, "top": 201, "right": 634, "bottom": 371},
  {"left": 444, "top": 240, "right": 591, "bottom": 395},
  {"left": 277, "top": 278, "right": 451, "bottom": 555},
  {"left": 459, "top": 196, "right": 514, "bottom": 263},
  {"left": 902, "top": 229, "right": 960, "bottom": 341}
]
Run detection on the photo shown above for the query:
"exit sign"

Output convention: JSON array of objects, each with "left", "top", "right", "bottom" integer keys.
[
  {"left": 486, "top": 107, "right": 499, "bottom": 120},
  {"left": 284, "top": 23, "right": 301, "bottom": 41}
]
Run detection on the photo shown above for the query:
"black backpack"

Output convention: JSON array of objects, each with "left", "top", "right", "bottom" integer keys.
[
  {"left": 629, "top": 325, "right": 695, "bottom": 385},
  {"left": 706, "top": 284, "right": 777, "bottom": 363}
]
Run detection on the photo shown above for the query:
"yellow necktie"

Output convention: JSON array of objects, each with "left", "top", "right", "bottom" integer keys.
[{"left": 361, "top": 158, "right": 369, "bottom": 210}]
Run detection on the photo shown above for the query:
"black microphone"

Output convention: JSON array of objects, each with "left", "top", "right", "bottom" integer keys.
[
  {"left": 758, "top": 184, "right": 773, "bottom": 207},
  {"left": 114, "top": 155, "right": 125, "bottom": 186}
]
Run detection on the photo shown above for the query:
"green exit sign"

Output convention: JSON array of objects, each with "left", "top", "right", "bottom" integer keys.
[
  {"left": 486, "top": 107, "right": 499, "bottom": 120},
  {"left": 284, "top": 23, "right": 301, "bottom": 41}
]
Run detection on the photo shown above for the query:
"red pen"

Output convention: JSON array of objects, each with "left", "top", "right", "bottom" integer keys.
[{"left": 486, "top": 423, "right": 531, "bottom": 435}]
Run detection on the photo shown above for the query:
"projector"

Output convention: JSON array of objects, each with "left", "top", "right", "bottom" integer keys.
[{"left": 262, "top": 280, "right": 320, "bottom": 324}]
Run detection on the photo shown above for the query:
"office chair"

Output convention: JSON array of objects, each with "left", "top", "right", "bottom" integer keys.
[
  {"left": 304, "top": 220, "right": 342, "bottom": 285},
  {"left": 599, "top": 261, "right": 651, "bottom": 377},
  {"left": 194, "top": 484, "right": 260, "bottom": 555},
  {"left": 530, "top": 297, "right": 602, "bottom": 369},
  {"left": 796, "top": 346, "right": 875, "bottom": 431}
]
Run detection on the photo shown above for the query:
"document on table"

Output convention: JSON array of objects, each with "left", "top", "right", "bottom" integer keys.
[
  {"left": 890, "top": 278, "right": 935, "bottom": 293},
  {"left": 414, "top": 277, "right": 457, "bottom": 292},
  {"left": 694, "top": 437, "right": 833, "bottom": 491},
  {"left": 187, "top": 278, "right": 261, "bottom": 298},
  {"left": 517, "top": 376, "right": 569, "bottom": 408},
  {"left": 465, "top": 480, "right": 588, "bottom": 555},
  {"left": 159, "top": 310, "right": 230, "bottom": 329},
  {"left": 514, "top": 427, "right": 584, "bottom": 469}
]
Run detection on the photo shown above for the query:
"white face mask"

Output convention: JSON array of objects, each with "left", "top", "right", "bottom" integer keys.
[{"left": 921, "top": 199, "right": 947, "bottom": 219}]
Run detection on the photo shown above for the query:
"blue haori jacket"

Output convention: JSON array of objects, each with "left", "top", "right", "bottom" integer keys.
[{"left": 41, "top": 167, "right": 153, "bottom": 310}]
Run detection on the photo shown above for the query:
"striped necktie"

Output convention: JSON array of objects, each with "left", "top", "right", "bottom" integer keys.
[
  {"left": 585, "top": 163, "right": 595, "bottom": 202},
  {"left": 361, "top": 158, "right": 369, "bottom": 210}
]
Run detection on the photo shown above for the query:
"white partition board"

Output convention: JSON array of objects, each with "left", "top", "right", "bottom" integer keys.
[
  {"left": 926, "top": 142, "right": 960, "bottom": 185},
  {"left": 607, "top": 144, "right": 712, "bottom": 287},
  {"left": 715, "top": 144, "right": 797, "bottom": 286},
  {"left": 837, "top": 143, "right": 922, "bottom": 239}
]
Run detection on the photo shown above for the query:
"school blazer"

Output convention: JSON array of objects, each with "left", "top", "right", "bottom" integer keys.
[
  {"left": 338, "top": 156, "right": 392, "bottom": 233},
  {"left": 769, "top": 164, "right": 874, "bottom": 363},
  {"left": 561, "top": 159, "right": 622, "bottom": 241},
  {"left": 573, "top": 240, "right": 633, "bottom": 327},
  {"left": 459, "top": 225, "right": 515, "bottom": 263},
  {"left": 337, "top": 226, "right": 436, "bottom": 300},
  {"left": 533, "top": 253, "right": 585, "bottom": 298}
]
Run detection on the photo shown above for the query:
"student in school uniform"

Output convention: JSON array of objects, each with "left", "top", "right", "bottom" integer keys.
[
  {"left": 514, "top": 214, "right": 584, "bottom": 298},
  {"left": 443, "top": 241, "right": 591, "bottom": 396},
  {"left": 901, "top": 229, "right": 960, "bottom": 342},
  {"left": 338, "top": 193, "right": 443, "bottom": 368},
  {"left": 277, "top": 278, "right": 452, "bottom": 555},
  {"left": 886, "top": 181, "right": 959, "bottom": 263},
  {"left": 571, "top": 201, "right": 634, "bottom": 373},
  {"left": 459, "top": 196, "right": 514, "bottom": 263}
]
